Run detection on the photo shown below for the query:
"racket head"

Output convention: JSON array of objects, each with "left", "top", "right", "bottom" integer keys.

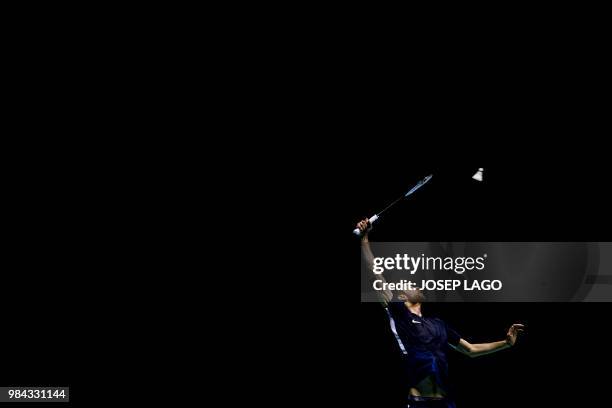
[{"left": 404, "top": 174, "right": 433, "bottom": 197}]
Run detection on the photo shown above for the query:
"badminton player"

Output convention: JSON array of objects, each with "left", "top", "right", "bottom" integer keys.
[{"left": 357, "top": 219, "right": 524, "bottom": 408}]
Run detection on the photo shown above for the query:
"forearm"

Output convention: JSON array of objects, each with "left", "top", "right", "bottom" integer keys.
[
  {"left": 361, "top": 235, "right": 374, "bottom": 268},
  {"left": 467, "top": 340, "right": 511, "bottom": 357},
  {"left": 361, "top": 235, "right": 392, "bottom": 304}
]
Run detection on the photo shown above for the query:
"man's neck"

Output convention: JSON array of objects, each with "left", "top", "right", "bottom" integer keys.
[{"left": 406, "top": 302, "right": 422, "bottom": 317}]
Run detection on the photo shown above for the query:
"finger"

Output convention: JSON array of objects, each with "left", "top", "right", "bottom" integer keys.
[{"left": 512, "top": 324, "right": 525, "bottom": 328}]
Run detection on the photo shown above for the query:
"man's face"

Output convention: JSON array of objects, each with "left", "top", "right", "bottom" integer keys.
[{"left": 398, "top": 288, "right": 426, "bottom": 304}]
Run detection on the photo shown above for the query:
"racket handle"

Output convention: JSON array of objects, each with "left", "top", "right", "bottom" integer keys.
[{"left": 353, "top": 215, "right": 379, "bottom": 236}]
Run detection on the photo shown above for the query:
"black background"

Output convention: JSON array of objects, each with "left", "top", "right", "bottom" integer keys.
[
  {"left": 337, "top": 155, "right": 612, "bottom": 407},
  {"left": 3, "top": 14, "right": 611, "bottom": 407},
  {"left": 0, "top": 146, "right": 80, "bottom": 407}
]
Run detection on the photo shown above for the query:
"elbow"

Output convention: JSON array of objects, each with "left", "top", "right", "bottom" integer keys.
[{"left": 464, "top": 345, "right": 478, "bottom": 358}]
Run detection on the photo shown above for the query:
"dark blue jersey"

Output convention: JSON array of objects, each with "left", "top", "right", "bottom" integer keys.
[{"left": 387, "top": 300, "right": 461, "bottom": 394}]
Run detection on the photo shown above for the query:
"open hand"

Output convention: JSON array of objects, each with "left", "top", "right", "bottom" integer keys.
[{"left": 506, "top": 323, "right": 525, "bottom": 346}]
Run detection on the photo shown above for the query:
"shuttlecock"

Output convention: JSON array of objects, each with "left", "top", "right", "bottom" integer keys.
[{"left": 472, "top": 168, "right": 483, "bottom": 182}]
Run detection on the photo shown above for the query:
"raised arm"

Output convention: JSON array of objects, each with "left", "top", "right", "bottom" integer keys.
[
  {"left": 357, "top": 219, "right": 392, "bottom": 305},
  {"left": 451, "top": 324, "right": 525, "bottom": 358}
]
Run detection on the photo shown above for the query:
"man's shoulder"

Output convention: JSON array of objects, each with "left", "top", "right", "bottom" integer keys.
[{"left": 387, "top": 300, "right": 409, "bottom": 315}]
